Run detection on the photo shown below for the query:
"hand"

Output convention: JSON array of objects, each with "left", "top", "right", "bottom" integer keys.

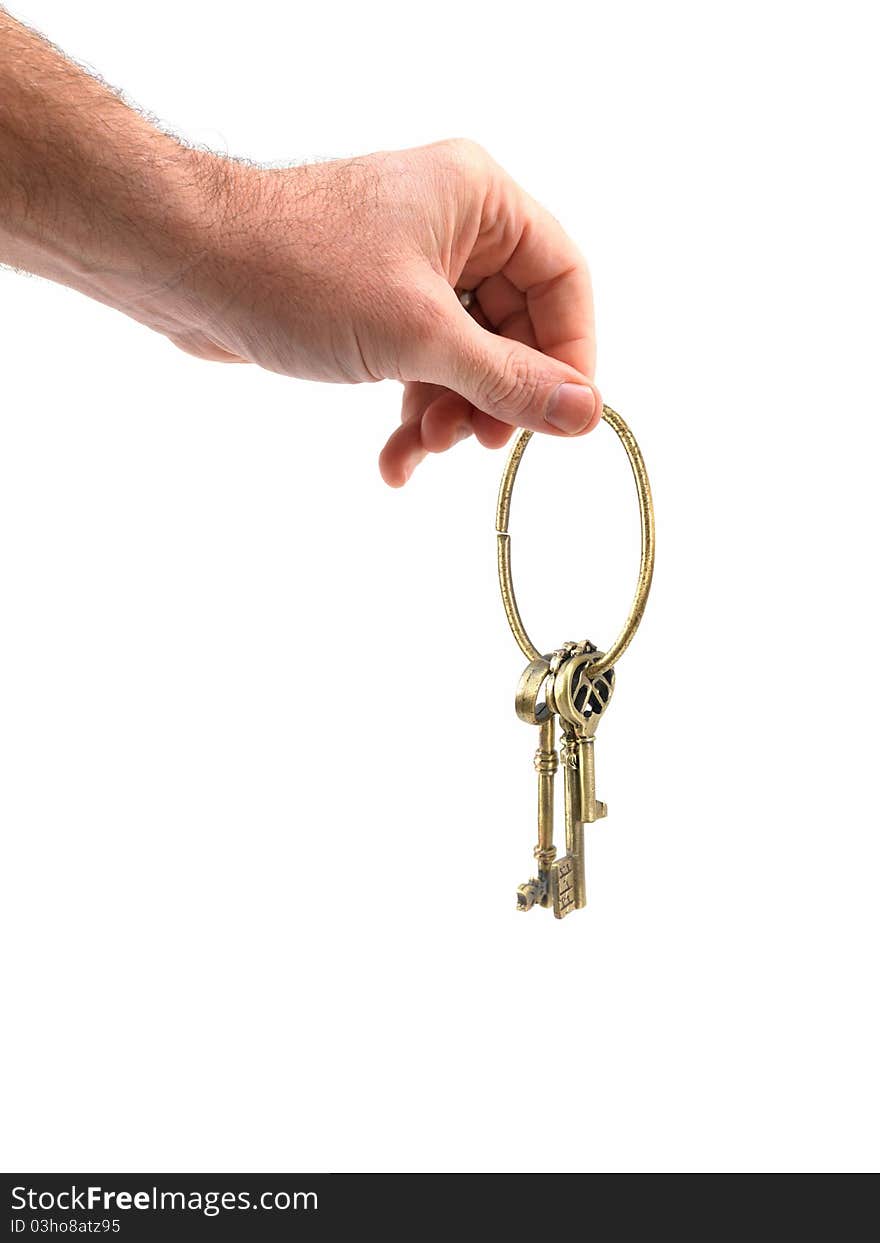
[
  {"left": 169, "top": 140, "right": 601, "bottom": 485},
  {"left": 0, "top": 14, "right": 599, "bottom": 486}
]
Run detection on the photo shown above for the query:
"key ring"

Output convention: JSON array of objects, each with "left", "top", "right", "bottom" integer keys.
[{"left": 495, "top": 405, "right": 655, "bottom": 677}]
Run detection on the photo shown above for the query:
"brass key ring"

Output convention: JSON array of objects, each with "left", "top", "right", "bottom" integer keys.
[{"left": 496, "top": 405, "right": 655, "bottom": 676}]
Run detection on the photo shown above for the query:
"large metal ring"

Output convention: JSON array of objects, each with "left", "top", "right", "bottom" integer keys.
[{"left": 495, "top": 405, "right": 655, "bottom": 677}]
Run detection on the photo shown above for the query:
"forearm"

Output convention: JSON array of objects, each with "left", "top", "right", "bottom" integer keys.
[{"left": 0, "top": 9, "right": 217, "bottom": 320}]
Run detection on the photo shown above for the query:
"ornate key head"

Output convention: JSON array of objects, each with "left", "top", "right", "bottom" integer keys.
[{"left": 553, "top": 645, "right": 615, "bottom": 736}]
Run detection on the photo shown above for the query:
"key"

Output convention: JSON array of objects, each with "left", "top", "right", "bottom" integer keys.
[
  {"left": 514, "top": 656, "right": 556, "bottom": 909},
  {"left": 514, "top": 658, "right": 558, "bottom": 911},
  {"left": 548, "top": 723, "right": 584, "bottom": 917},
  {"left": 515, "top": 713, "right": 559, "bottom": 911},
  {"left": 554, "top": 642, "right": 614, "bottom": 819},
  {"left": 549, "top": 643, "right": 615, "bottom": 916}
]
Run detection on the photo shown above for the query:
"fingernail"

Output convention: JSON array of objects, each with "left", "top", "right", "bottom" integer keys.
[{"left": 545, "top": 383, "right": 597, "bottom": 435}]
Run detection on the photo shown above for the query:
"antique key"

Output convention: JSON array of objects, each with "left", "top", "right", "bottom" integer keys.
[
  {"left": 496, "top": 406, "right": 655, "bottom": 919},
  {"left": 555, "top": 642, "right": 615, "bottom": 824},
  {"left": 513, "top": 655, "right": 558, "bottom": 912}
]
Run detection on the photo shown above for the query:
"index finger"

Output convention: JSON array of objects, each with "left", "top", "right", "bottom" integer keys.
[{"left": 501, "top": 190, "right": 596, "bottom": 379}]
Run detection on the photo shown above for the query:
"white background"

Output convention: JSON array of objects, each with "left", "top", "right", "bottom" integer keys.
[{"left": 1, "top": 0, "right": 878, "bottom": 1174}]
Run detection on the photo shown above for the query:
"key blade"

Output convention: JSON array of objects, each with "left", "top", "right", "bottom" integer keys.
[{"left": 550, "top": 856, "right": 579, "bottom": 919}]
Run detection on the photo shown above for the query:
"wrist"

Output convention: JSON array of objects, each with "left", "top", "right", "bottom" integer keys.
[
  {"left": 127, "top": 150, "right": 288, "bottom": 344},
  {"left": 168, "top": 158, "right": 309, "bottom": 364},
  {"left": 65, "top": 143, "right": 233, "bottom": 324}
]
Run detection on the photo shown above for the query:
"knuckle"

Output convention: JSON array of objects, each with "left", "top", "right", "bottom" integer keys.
[{"left": 435, "top": 136, "right": 490, "bottom": 173}]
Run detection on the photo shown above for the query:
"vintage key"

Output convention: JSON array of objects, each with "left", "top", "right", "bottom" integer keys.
[
  {"left": 514, "top": 657, "right": 558, "bottom": 911},
  {"left": 549, "top": 643, "right": 615, "bottom": 917},
  {"left": 545, "top": 722, "right": 582, "bottom": 917},
  {"left": 554, "top": 642, "right": 615, "bottom": 819}
]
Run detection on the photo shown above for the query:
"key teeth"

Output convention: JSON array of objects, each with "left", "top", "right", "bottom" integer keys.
[{"left": 516, "top": 877, "right": 545, "bottom": 911}]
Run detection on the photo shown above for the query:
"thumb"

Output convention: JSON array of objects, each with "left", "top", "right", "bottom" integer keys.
[{"left": 422, "top": 296, "right": 601, "bottom": 435}]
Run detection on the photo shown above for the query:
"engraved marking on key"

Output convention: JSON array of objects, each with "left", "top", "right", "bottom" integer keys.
[{"left": 549, "top": 854, "right": 577, "bottom": 918}]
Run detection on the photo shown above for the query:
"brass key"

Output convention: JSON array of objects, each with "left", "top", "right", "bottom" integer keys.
[
  {"left": 550, "top": 723, "right": 584, "bottom": 917},
  {"left": 514, "top": 657, "right": 557, "bottom": 912},
  {"left": 553, "top": 645, "right": 615, "bottom": 915},
  {"left": 554, "top": 643, "right": 615, "bottom": 822}
]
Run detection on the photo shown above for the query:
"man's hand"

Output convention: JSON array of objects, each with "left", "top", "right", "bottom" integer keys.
[{"left": 0, "top": 13, "right": 600, "bottom": 485}]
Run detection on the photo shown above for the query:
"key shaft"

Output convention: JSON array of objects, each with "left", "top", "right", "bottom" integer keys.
[
  {"left": 534, "top": 715, "right": 558, "bottom": 873},
  {"left": 552, "top": 729, "right": 586, "bottom": 915},
  {"left": 576, "top": 734, "right": 607, "bottom": 824}
]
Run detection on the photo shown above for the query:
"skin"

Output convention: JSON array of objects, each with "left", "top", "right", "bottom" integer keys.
[{"left": 0, "top": 9, "right": 601, "bottom": 486}]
